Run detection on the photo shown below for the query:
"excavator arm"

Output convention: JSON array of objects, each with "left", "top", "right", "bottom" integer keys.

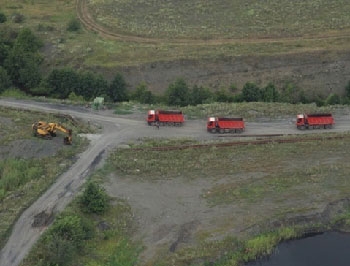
[
  {"left": 54, "top": 123, "right": 73, "bottom": 145},
  {"left": 32, "top": 121, "right": 72, "bottom": 145}
]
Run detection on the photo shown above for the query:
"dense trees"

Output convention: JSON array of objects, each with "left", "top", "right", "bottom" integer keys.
[
  {"left": 2, "top": 28, "right": 43, "bottom": 91},
  {"left": 1, "top": 27, "right": 350, "bottom": 107},
  {"left": 46, "top": 68, "right": 79, "bottom": 98}
]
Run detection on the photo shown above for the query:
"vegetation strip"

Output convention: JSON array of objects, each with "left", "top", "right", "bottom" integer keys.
[{"left": 129, "top": 134, "right": 349, "bottom": 151}]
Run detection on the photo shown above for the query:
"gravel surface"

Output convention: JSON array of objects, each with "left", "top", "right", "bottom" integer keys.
[{"left": 0, "top": 99, "right": 350, "bottom": 266}]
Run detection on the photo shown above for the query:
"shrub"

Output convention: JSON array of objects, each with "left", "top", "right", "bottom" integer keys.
[
  {"left": 345, "top": 80, "right": 350, "bottom": 98},
  {"left": 165, "top": 78, "right": 190, "bottom": 106},
  {"left": 40, "top": 214, "right": 94, "bottom": 265},
  {"left": 108, "top": 73, "right": 129, "bottom": 102},
  {"left": 132, "top": 82, "right": 155, "bottom": 104},
  {"left": 67, "top": 18, "right": 81, "bottom": 32},
  {"left": 0, "top": 67, "right": 11, "bottom": 93},
  {"left": 326, "top": 93, "right": 340, "bottom": 105},
  {"left": 0, "top": 11, "right": 7, "bottom": 23},
  {"left": 12, "top": 13, "right": 24, "bottom": 23},
  {"left": 241, "top": 82, "right": 261, "bottom": 102},
  {"left": 80, "top": 182, "right": 109, "bottom": 214},
  {"left": 68, "top": 92, "right": 85, "bottom": 102}
]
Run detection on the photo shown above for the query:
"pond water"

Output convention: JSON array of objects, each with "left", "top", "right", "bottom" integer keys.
[{"left": 246, "top": 231, "right": 350, "bottom": 266}]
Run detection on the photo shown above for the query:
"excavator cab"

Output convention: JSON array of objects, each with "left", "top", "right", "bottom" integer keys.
[{"left": 32, "top": 121, "right": 72, "bottom": 145}]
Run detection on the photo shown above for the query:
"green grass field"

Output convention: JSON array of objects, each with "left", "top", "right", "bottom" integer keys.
[
  {"left": 88, "top": 0, "right": 350, "bottom": 39},
  {"left": 1, "top": 0, "right": 350, "bottom": 67}
]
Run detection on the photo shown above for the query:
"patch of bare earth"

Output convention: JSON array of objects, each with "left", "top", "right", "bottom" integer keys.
[
  {"left": 104, "top": 169, "right": 345, "bottom": 265},
  {"left": 0, "top": 138, "right": 67, "bottom": 160}
]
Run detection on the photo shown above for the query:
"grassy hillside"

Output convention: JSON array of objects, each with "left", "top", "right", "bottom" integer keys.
[
  {"left": 88, "top": 0, "right": 350, "bottom": 39},
  {"left": 1, "top": 0, "right": 350, "bottom": 68}
]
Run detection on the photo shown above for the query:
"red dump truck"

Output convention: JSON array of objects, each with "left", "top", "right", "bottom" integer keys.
[
  {"left": 147, "top": 109, "right": 185, "bottom": 126},
  {"left": 207, "top": 117, "right": 245, "bottom": 133},
  {"left": 296, "top": 113, "right": 334, "bottom": 130}
]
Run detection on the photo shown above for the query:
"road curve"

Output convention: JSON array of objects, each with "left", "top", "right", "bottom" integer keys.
[
  {"left": 76, "top": 0, "right": 350, "bottom": 45},
  {"left": 0, "top": 98, "right": 213, "bottom": 266},
  {"left": 0, "top": 98, "right": 350, "bottom": 266},
  {"left": 0, "top": 100, "right": 134, "bottom": 266}
]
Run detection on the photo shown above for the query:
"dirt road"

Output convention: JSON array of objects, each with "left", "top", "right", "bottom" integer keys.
[{"left": 0, "top": 99, "right": 350, "bottom": 266}]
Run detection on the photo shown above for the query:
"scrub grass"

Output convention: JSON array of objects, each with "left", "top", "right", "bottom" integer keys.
[
  {"left": 106, "top": 133, "right": 350, "bottom": 265},
  {"left": 0, "top": 107, "right": 90, "bottom": 250},
  {"left": 1, "top": 0, "right": 350, "bottom": 67},
  {"left": 88, "top": 0, "right": 350, "bottom": 40},
  {"left": 20, "top": 172, "right": 141, "bottom": 266},
  {"left": 182, "top": 102, "right": 343, "bottom": 120}
]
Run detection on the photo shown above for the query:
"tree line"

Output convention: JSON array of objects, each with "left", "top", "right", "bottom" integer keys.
[{"left": 1, "top": 22, "right": 350, "bottom": 107}]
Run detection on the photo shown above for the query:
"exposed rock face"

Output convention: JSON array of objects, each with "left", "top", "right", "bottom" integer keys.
[{"left": 113, "top": 51, "right": 350, "bottom": 96}]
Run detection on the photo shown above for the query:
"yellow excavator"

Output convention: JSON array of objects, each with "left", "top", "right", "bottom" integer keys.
[{"left": 32, "top": 121, "right": 72, "bottom": 145}]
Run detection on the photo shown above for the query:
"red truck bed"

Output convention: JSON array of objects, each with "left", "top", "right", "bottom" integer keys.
[
  {"left": 307, "top": 114, "right": 334, "bottom": 126},
  {"left": 217, "top": 118, "right": 245, "bottom": 129}
]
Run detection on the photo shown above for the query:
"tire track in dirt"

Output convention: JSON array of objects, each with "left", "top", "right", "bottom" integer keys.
[
  {"left": 76, "top": 0, "right": 350, "bottom": 45},
  {"left": 0, "top": 100, "right": 136, "bottom": 266},
  {"left": 1, "top": 99, "right": 350, "bottom": 266}
]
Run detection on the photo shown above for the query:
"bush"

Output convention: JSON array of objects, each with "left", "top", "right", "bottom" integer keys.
[
  {"left": 0, "top": 66, "right": 11, "bottom": 93},
  {"left": 241, "top": 82, "right": 261, "bottom": 102},
  {"left": 40, "top": 214, "right": 94, "bottom": 265},
  {"left": 345, "top": 80, "right": 350, "bottom": 98},
  {"left": 325, "top": 93, "right": 340, "bottom": 105},
  {"left": 12, "top": 13, "right": 24, "bottom": 23},
  {"left": 80, "top": 182, "right": 109, "bottom": 214},
  {"left": 68, "top": 91, "right": 85, "bottom": 102},
  {"left": 108, "top": 73, "right": 129, "bottom": 102},
  {"left": 0, "top": 11, "right": 7, "bottom": 23},
  {"left": 131, "top": 82, "right": 154, "bottom": 104},
  {"left": 67, "top": 18, "right": 81, "bottom": 32},
  {"left": 165, "top": 78, "right": 190, "bottom": 106}
]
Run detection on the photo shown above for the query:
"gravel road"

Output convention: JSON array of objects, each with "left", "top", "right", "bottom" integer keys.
[{"left": 0, "top": 99, "right": 349, "bottom": 266}]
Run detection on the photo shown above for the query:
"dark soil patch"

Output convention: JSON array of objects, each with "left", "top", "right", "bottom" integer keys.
[{"left": 0, "top": 138, "right": 67, "bottom": 160}]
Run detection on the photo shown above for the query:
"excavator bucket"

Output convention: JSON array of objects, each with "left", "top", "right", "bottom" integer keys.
[{"left": 63, "top": 136, "right": 72, "bottom": 145}]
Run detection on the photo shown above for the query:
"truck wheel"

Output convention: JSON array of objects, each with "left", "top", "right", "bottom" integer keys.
[
  {"left": 211, "top": 129, "right": 216, "bottom": 133},
  {"left": 219, "top": 129, "right": 224, "bottom": 134}
]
